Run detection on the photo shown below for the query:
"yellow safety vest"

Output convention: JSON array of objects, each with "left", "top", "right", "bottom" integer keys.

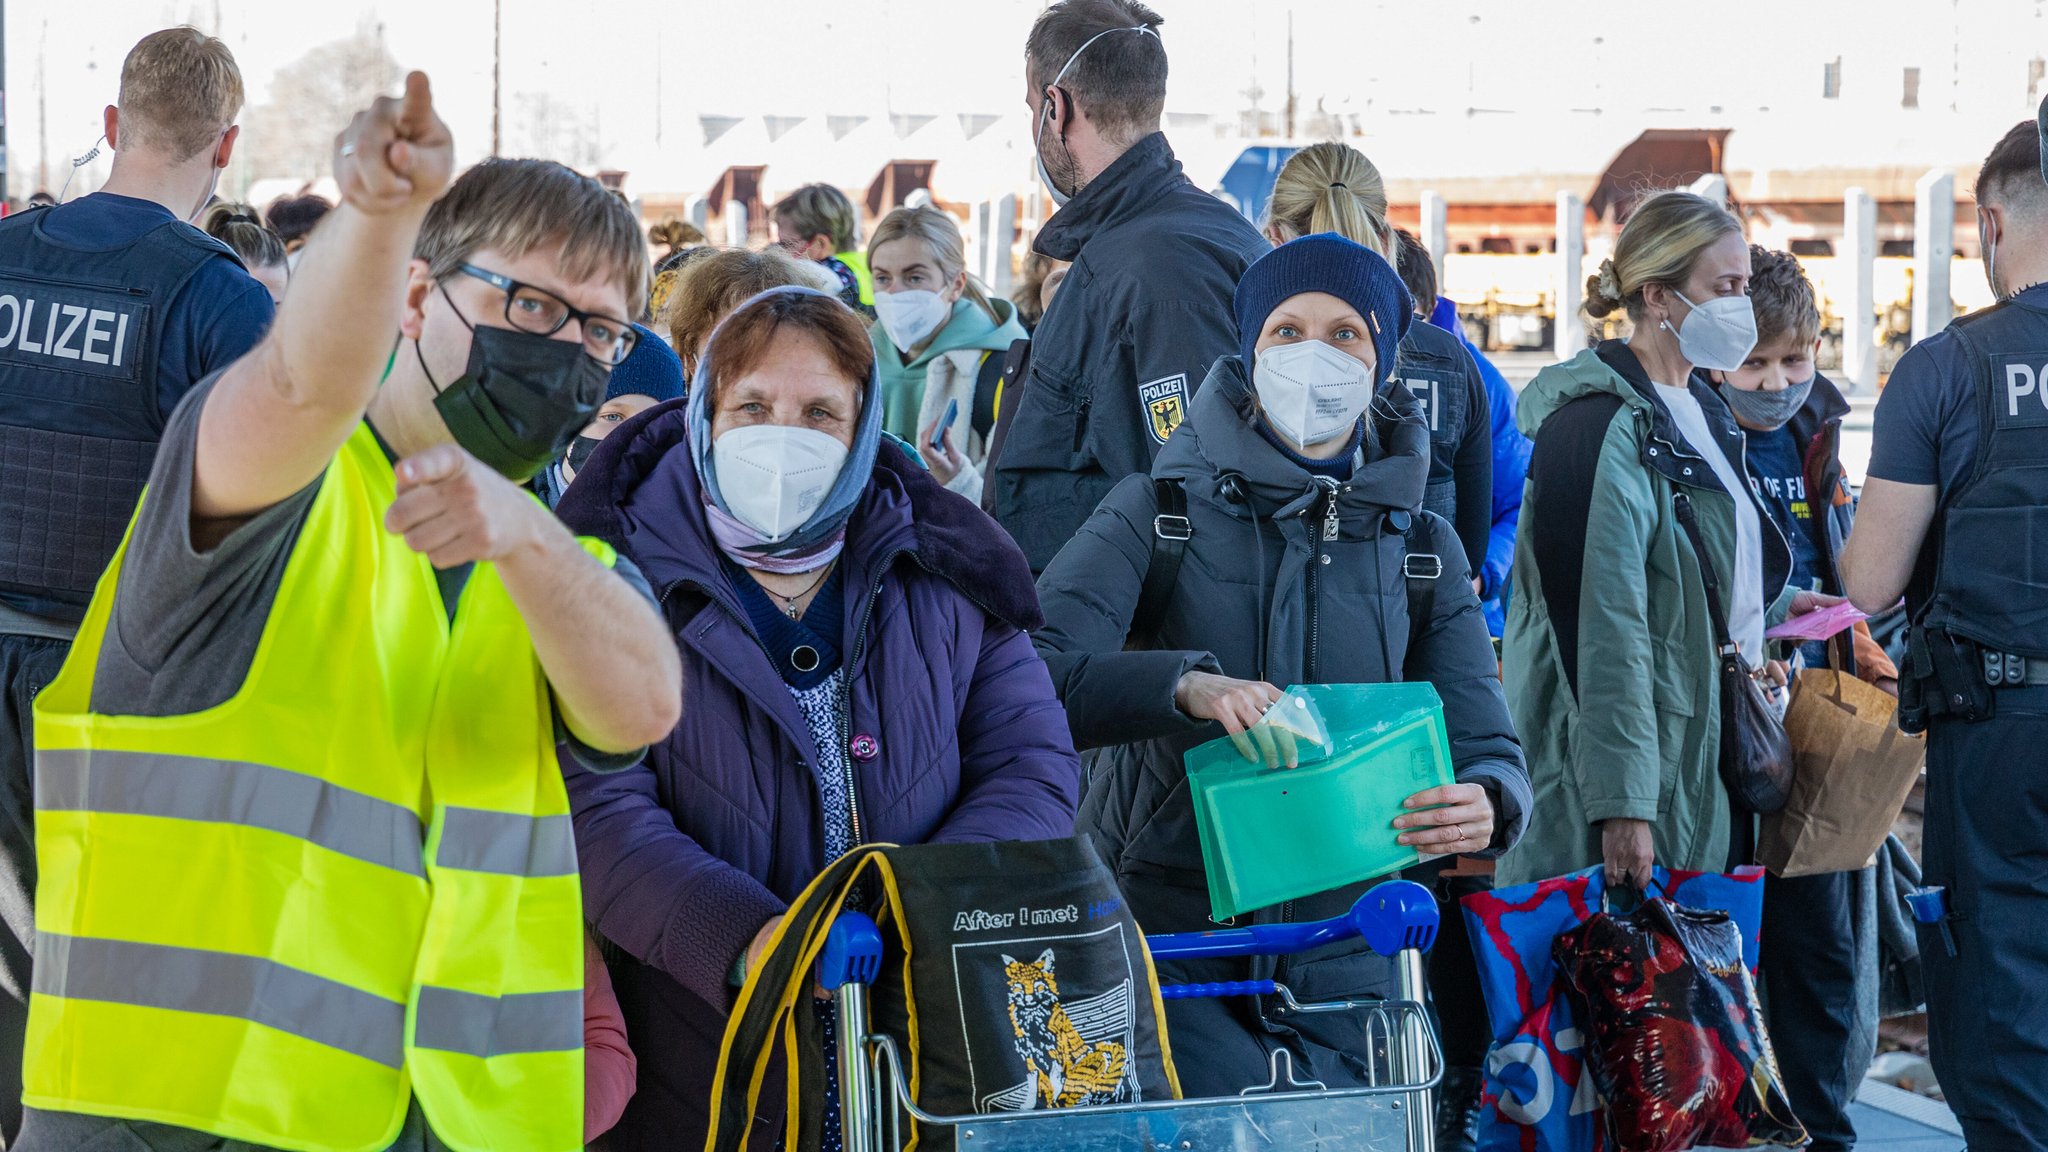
[
  {"left": 833, "top": 250, "right": 876, "bottom": 306},
  {"left": 27, "top": 423, "right": 594, "bottom": 1152}
]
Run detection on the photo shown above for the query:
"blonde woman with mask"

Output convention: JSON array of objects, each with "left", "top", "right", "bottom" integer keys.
[
  {"left": 1498, "top": 191, "right": 1838, "bottom": 892},
  {"left": 1265, "top": 143, "right": 1493, "bottom": 584},
  {"left": 867, "top": 205, "right": 1028, "bottom": 501}
]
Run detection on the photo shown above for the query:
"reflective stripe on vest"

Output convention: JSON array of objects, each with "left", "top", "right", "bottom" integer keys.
[
  {"left": 28, "top": 423, "right": 593, "bottom": 1152},
  {"left": 35, "top": 933, "right": 407, "bottom": 1067},
  {"left": 34, "top": 933, "right": 582, "bottom": 1068},
  {"left": 413, "top": 986, "right": 584, "bottom": 1057},
  {"left": 434, "top": 807, "right": 577, "bottom": 877},
  {"left": 38, "top": 747, "right": 427, "bottom": 877}
]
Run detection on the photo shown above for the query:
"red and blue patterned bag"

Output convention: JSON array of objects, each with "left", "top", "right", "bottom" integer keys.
[{"left": 1459, "top": 865, "right": 1767, "bottom": 1152}]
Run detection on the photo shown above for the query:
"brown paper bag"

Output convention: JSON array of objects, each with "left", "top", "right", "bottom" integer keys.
[{"left": 1758, "top": 669, "right": 1926, "bottom": 878}]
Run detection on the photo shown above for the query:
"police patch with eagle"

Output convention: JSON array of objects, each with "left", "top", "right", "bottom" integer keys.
[{"left": 1139, "top": 373, "right": 1190, "bottom": 445}]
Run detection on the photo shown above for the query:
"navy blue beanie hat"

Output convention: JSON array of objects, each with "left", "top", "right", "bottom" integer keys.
[
  {"left": 605, "top": 323, "right": 686, "bottom": 404},
  {"left": 1234, "top": 233, "right": 1413, "bottom": 386}
]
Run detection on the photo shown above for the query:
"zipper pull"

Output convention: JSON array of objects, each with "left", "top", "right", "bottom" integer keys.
[{"left": 1316, "top": 477, "right": 1340, "bottom": 542}]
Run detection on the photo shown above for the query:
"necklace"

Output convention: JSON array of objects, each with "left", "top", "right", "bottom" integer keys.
[{"left": 764, "top": 564, "right": 833, "bottom": 619}]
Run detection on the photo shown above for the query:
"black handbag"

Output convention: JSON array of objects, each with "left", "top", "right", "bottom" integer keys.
[
  {"left": 1672, "top": 493, "right": 1794, "bottom": 815},
  {"left": 707, "top": 838, "right": 1181, "bottom": 1152}
]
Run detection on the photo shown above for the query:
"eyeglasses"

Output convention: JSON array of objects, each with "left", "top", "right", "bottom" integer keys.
[{"left": 454, "top": 263, "right": 639, "bottom": 365}]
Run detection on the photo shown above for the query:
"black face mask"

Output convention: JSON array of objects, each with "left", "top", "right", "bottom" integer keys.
[
  {"left": 564, "top": 433, "right": 605, "bottom": 476},
  {"left": 419, "top": 312, "right": 608, "bottom": 482}
]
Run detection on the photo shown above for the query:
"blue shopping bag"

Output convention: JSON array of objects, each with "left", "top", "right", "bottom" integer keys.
[{"left": 1459, "top": 864, "right": 1766, "bottom": 1152}]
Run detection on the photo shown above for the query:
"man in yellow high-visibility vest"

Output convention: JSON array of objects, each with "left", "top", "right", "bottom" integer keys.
[{"left": 18, "top": 74, "right": 682, "bottom": 1152}]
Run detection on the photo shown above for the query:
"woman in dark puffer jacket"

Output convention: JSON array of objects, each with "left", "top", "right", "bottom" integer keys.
[{"left": 1033, "top": 235, "right": 1529, "bottom": 1097}]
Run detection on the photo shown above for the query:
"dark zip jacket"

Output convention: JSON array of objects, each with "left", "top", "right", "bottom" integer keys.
[
  {"left": 1032, "top": 357, "right": 1528, "bottom": 1095},
  {"left": 1737, "top": 370, "right": 1898, "bottom": 679},
  {"left": 991, "top": 131, "right": 1269, "bottom": 572},
  {"left": 1392, "top": 318, "right": 1494, "bottom": 578}
]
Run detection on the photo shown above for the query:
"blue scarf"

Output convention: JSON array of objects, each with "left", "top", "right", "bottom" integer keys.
[{"left": 686, "top": 286, "right": 886, "bottom": 567}]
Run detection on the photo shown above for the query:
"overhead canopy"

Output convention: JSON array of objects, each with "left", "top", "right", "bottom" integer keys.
[
  {"left": 1587, "top": 128, "right": 1732, "bottom": 222},
  {"left": 866, "top": 161, "right": 936, "bottom": 219},
  {"left": 706, "top": 165, "right": 768, "bottom": 241}
]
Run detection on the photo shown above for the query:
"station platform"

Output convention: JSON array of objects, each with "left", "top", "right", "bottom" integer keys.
[{"left": 1848, "top": 1078, "right": 1964, "bottom": 1151}]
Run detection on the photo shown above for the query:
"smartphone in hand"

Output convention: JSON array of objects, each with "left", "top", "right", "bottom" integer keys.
[{"left": 930, "top": 397, "right": 959, "bottom": 453}]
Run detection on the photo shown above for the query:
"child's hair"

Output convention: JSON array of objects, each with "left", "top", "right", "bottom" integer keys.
[
  {"left": 1746, "top": 245, "right": 1821, "bottom": 349},
  {"left": 1014, "top": 250, "right": 1061, "bottom": 327},
  {"left": 201, "top": 201, "right": 286, "bottom": 271},
  {"left": 772, "top": 183, "right": 860, "bottom": 252},
  {"left": 868, "top": 205, "right": 1000, "bottom": 325}
]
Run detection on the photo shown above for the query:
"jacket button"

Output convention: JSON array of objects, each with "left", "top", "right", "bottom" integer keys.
[
  {"left": 850, "top": 734, "right": 880, "bottom": 761},
  {"left": 1320, "top": 554, "right": 1332, "bottom": 566}
]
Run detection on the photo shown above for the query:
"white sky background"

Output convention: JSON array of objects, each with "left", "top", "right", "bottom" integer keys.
[{"left": 8, "top": 0, "right": 2046, "bottom": 198}]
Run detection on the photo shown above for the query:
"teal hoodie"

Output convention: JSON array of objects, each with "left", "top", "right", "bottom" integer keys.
[{"left": 870, "top": 296, "right": 1028, "bottom": 440}]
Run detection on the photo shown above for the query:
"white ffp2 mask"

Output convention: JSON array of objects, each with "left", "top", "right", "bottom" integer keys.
[
  {"left": 1253, "top": 339, "right": 1375, "bottom": 448},
  {"left": 873, "top": 289, "right": 952, "bottom": 354},
  {"left": 711, "top": 424, "right": 851, "bottom": 542},
  {"left": 1669, "top": 290, "right": 1758, "bottom": 373}
]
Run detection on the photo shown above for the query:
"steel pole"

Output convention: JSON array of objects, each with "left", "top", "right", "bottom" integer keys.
[{"left": 1397, "top": 947, "right": 1436, "bottom": 1152}]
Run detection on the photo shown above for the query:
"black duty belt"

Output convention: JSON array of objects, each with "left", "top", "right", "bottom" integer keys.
[{"left": 1983, "top": 651, "right": 2048, "bottom": 688}]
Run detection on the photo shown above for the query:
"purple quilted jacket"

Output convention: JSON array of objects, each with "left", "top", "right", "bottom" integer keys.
[{"left": 554, "top": 401, "right": 1082, "bottom": 1150}]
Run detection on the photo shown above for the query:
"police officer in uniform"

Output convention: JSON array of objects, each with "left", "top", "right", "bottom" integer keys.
[
  {"left": 0, "top": 28, "right": 272, "bottom": 1143},
  {"left": 991, "top": 0, "right": 1267, "bottom": 572},
  {"left": 1844, "top": 109, "right": 2048, "bottom": 1150}
]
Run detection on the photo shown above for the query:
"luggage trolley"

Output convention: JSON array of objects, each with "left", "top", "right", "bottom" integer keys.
[{"left": 820, "top": 879, "right": 1444, "bottom": 1152}]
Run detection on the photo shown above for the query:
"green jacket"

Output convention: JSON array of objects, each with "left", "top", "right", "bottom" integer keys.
[
  {"left": 1496, "top": 343, "right": 1794, "bottom": 885},
  {"left": 871, "top": 296, "right": 1028, "bottom": 442}
]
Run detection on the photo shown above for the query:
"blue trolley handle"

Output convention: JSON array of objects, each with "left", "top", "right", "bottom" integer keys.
[
  {"left": 1146, "top": 879, "right": 1439, "bottom": 962},
  {"left": 819, "top": 911, "right": 884, "bottom": 991},
  {"left": 821, "top": 913, "right": 886, "bottom": 1152},
  {"left": 1158, "top": 979, "right": 1279, "bottom": 1000}
]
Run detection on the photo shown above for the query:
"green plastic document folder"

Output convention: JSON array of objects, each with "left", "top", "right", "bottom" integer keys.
[{"left": 1187, "top": 682, "right": 1455, "bottom": 921}]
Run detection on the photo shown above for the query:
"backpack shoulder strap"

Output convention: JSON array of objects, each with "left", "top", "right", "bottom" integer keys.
[
  {"left": 1402, "top": 512, "right": 1447, "bottom": 653},
  {"left": 1127, "top": 477, "right": 1190, "bottom": 648},
  {"left": 707, "top": 846, "right": 892, "bottom": 1152},
  {"left": 971, "top": 348, "right": 1006, "bottom": 441}
]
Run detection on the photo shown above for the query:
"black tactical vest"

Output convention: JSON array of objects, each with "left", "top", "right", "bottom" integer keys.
[
  {"left": 0, "top": 206, "right": 239, "bottom": 621},
  {"left": 1915, "top": 295, "right": 2048, "bottom": 658}
]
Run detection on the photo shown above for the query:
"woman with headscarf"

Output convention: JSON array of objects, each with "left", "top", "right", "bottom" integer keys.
[{"left": 554, "top": 286, "right": 1082, "bottom": 1150}]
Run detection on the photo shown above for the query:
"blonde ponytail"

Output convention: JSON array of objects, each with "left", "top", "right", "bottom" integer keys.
[{"left": 1267, "top": 142, "right": 1393, "bottom": 259}]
